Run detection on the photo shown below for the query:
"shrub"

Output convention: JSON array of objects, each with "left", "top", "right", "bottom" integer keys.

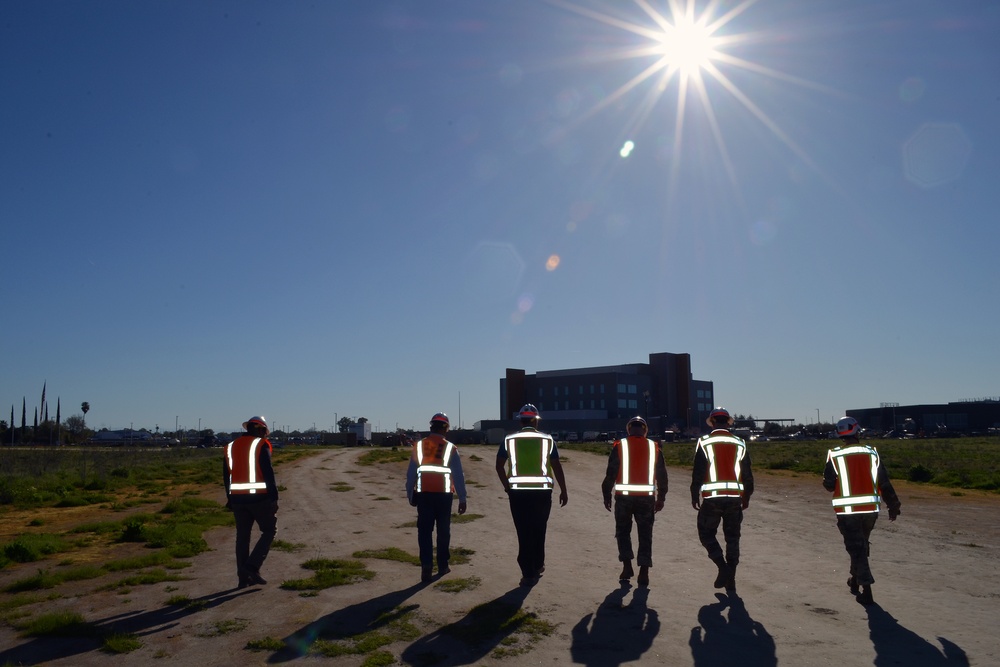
[{"left": 908, "top": 464, "right": 934, "bottom": 483}]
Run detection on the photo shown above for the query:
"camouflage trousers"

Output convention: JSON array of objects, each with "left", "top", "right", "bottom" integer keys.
[
  {"left": 696, "top": 497, "right": 743, "bottom": 566},
  {"left": 836, "top": 513, "right": 878, "bottom": 585},
  {"left": 614, "top": 495, "right": 657, "bottom": 567}
]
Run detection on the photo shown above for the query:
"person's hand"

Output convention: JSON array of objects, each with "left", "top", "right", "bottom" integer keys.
[
  {"left": 225, "top": 499, "right": 232, "bottom": 511},
  {"left": 741, "top": 496, "right": 750, "bottom": 510},
  {"left": 691, "top": 500, "right": 700, "bottom": 511},
  {"left": 604, "top": 497, "right": 612, "bottom": 512},
  {"left": 409, "top": 496, "right": 417, "bottom": 507},
  {"left": 889, "top": 506, "right": 900, "bottom": 521},
  {"left": 559, "top": 490, "right": 568, "bottom": 507},
  {"left": 654, "top": 498, "right": 665, "bottom": 513},
  {"left": 458, "top": 501, "right": 467, "bottom": 515}
]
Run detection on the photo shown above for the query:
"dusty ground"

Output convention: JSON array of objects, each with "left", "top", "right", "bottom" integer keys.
[{"left": 1, "top": 445, "right": 997, "bottom": 666}]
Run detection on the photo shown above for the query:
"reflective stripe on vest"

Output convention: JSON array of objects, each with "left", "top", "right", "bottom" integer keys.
[
  {"left": 698, "top": 433, "right": 745, "bottom": 499},
  {"left": 415, "top": 438, "right": 455, "bottom": 493},
  {"left": 614, "top": 437, "right": 656, "bottom": 495},
  {"left": 506, "top": 431, "right": 554, "bottom": 490},
  {"left": 226, "top": 437, "right": 268, "bottom": 493},
  {"left": 829, "top": 445, "right": 881, "bottom": 514}
]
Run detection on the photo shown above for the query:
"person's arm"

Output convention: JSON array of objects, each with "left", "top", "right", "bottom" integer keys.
[
  {"left": 259, "top": 447, "right": 278, "bottom": 506},
  {"left": 495, "top": 444, "right": 511, "bottom": 493},
  {"left": 822, "top": 458, "right": 838, "bottom": 492},
  {"left": 740, "top": 450, "right": 754, "bottom": 509},
  {"left": 405, "top": 457, "right": 418, "bottom": 506},
  {"left": 550, "top": 442, "right": 568, "bottom": 506},
  {"left": 602, "top": 446, "right": 619, "bottom": 511},
  {"left": 654, "top": 447, "right": 668, "bottom": 512},
  {"left": 451, "top": 450, "right": 468, "bottom": 514},
  {"left": 223, "top": 457, "right": 232, "bottom": 507},
  {"left": 877, "top": 463, "right": 901, "bottom": 520},
  {"left": 691, "top": 446, "right": 707, "bottom": 509}
]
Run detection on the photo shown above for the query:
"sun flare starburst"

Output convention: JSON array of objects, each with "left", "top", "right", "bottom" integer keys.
[{"left": 548, "top": 0, "right": 831, "bottom": 202}]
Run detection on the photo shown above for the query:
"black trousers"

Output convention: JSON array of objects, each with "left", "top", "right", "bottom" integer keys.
[
  {"left": 415, "top": 492, "right": 454, "bottom": 570},
  {"left": 232, "top": 499, "right": 277, "bottom": 576},
  {"left": 508, "top": 489, "right": 553, "bottom": 578},
  {"left": 697, "top": 497, "right": 743, "bottom": 565}
]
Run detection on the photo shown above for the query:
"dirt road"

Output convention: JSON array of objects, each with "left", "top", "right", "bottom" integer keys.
[{"left": 1, "top": 445, "right": 997, "bottom": 665}]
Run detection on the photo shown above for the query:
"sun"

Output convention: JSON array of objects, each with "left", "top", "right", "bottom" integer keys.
[{"left": 654, "top": 9, "right": 720, "bottom": 77}]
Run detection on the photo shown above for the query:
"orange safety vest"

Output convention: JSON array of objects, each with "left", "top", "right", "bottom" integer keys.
[
  {"left": 613, "top": 436, "right": 658, "bottom": 496},
  {"left": 226, "top": 435, "right": 272, "bottom": 495},
  {"left": 697, "top": 429, "right": 747, "bottom": 500},
  {"left": 827, "top": 445, "right": 881, "bottom": 514},
  {"left": 414, "top": 433, "right": 456, "bottom": 493}
]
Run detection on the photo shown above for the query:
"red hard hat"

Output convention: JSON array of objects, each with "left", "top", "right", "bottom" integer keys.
[{"left": 430, "top": 412, "right": 450, "bottom": 426}]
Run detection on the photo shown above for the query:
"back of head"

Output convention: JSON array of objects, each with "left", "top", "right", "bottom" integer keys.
[
  {"left": 626, "top": 416, "right": 648, "bottom": 437},
  {"left": 836, "top": 416, "right": 860, "bottom": 440},
  {"left": 429, "top": 412, "right": 450, "bottom": 433},
  {"left": 706, "top": 407, "right": 733, "bottom": 429},
  {"left": 242, "top": 415, "right": 269, "bottom": 437},
  {"left": 517, "top": 403, "right": 540, "bottom": 426}
]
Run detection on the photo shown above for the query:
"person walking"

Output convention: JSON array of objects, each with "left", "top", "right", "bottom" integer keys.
[
  {"left": 406, "top": 412, "right": 467, "bottom": 583},
  {"left": 495, "top": 404, "right": 568, "bottom": 587},
  {"left": 691, "top": 407, "right": 753, "bottom": 593},
  {"left": 224, "top": 416, "right": 279, "bottom": 589},
  {"left": 824, "top": 416, "right": 901, "bottom": 605},
  {"left": 601, "top": 416, "right": 668, "bottom": 586}
]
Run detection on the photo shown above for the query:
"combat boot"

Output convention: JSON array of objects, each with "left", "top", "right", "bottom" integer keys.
[
  {"left": 858, "top": 585, "right": 874, "bottom": 605},
  {"left": 725, "top": 561, "right": 737, "bottom": 593},
  {"left": 712, "top": 558, "right": 731, "bottom": 589}
]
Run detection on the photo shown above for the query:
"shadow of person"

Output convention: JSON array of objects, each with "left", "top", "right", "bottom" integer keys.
[
  {"left": 569, "top": 582, "right": 660, "bottom": 667},
  {"left": 270, "top": 580, "right": 430, "bottom": 662},
  {"left": 0, "top": 586, "right": 254, "bottom": 666},
  {"left": 866, "top": 603, "right": 969, "bottom": 666},
  {"left": 689, "top": 592, "right": 776, "bottom": 667},
  {"left": 399, "top": 585, "right": 531, "bottom": 666}
]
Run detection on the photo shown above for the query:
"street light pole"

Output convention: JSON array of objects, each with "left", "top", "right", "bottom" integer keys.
[{"left": 816, "top": 408, "right": 820, "bottom": 425}]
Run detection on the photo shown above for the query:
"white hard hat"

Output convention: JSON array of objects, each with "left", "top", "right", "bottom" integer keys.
[{"left": 836, "top": 416, "right": 860, "bottom": 438}]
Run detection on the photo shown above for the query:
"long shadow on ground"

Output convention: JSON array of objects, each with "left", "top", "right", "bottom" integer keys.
[
  {"left": 570, "top": 582, "right": 659, "bottom": 667},
  {"left": 400, "top": 586, "right": 531, "bottom": 666},
  {"left": 689, "top": 592, "right": 776, "bottom": 667},
  {"left": 0, "top": 585, "right": 255, "bottom": 666},
  {"left": 867, "top": 603, "right": 969, "bottom": 666},
  {"left": 269, "top": 581, "right": 429, "bottom": 662}
]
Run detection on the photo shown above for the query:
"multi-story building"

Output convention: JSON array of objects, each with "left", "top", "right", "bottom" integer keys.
[{"left": 476, "top": 352, "right": 714, "bottom": 438}]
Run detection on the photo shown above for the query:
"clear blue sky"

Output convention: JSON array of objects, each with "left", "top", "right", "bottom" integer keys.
[{"left": 3, "top": 1, "right": 998, "bottom": 434}]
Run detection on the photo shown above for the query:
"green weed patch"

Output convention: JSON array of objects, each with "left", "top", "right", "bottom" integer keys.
[
  {"left": 281, "top": 558, "right": 375, "bottom": 592},
  {"left": 357, "top": 449, "right": 410, "bottom": 466},
  {"left": 312, "top": 605, "right": 421, "bottom": 658}
]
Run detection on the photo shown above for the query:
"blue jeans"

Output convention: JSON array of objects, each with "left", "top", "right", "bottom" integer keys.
[{"left": 415, "top": 492, "right": 454, "bottom": 570}]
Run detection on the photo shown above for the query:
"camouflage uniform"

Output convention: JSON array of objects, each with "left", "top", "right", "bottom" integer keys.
[{"left": 614, "top": 495, "right": 657, "bottom": 566}]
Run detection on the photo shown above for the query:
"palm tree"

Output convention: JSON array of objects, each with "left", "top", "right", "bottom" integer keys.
[{"left": 81, "top": 402, "right": 90, "bottom": 428}]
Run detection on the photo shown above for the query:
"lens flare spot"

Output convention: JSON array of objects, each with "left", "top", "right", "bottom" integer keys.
[
  {"left": 620, "top": 140, "right": 635, "bottom": 158},
  {"left": 517, "top": 293, "right": 535, "bottom": 313},
  {"left": 546, "top": 255, "right": 561, "bottom": 271}
]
